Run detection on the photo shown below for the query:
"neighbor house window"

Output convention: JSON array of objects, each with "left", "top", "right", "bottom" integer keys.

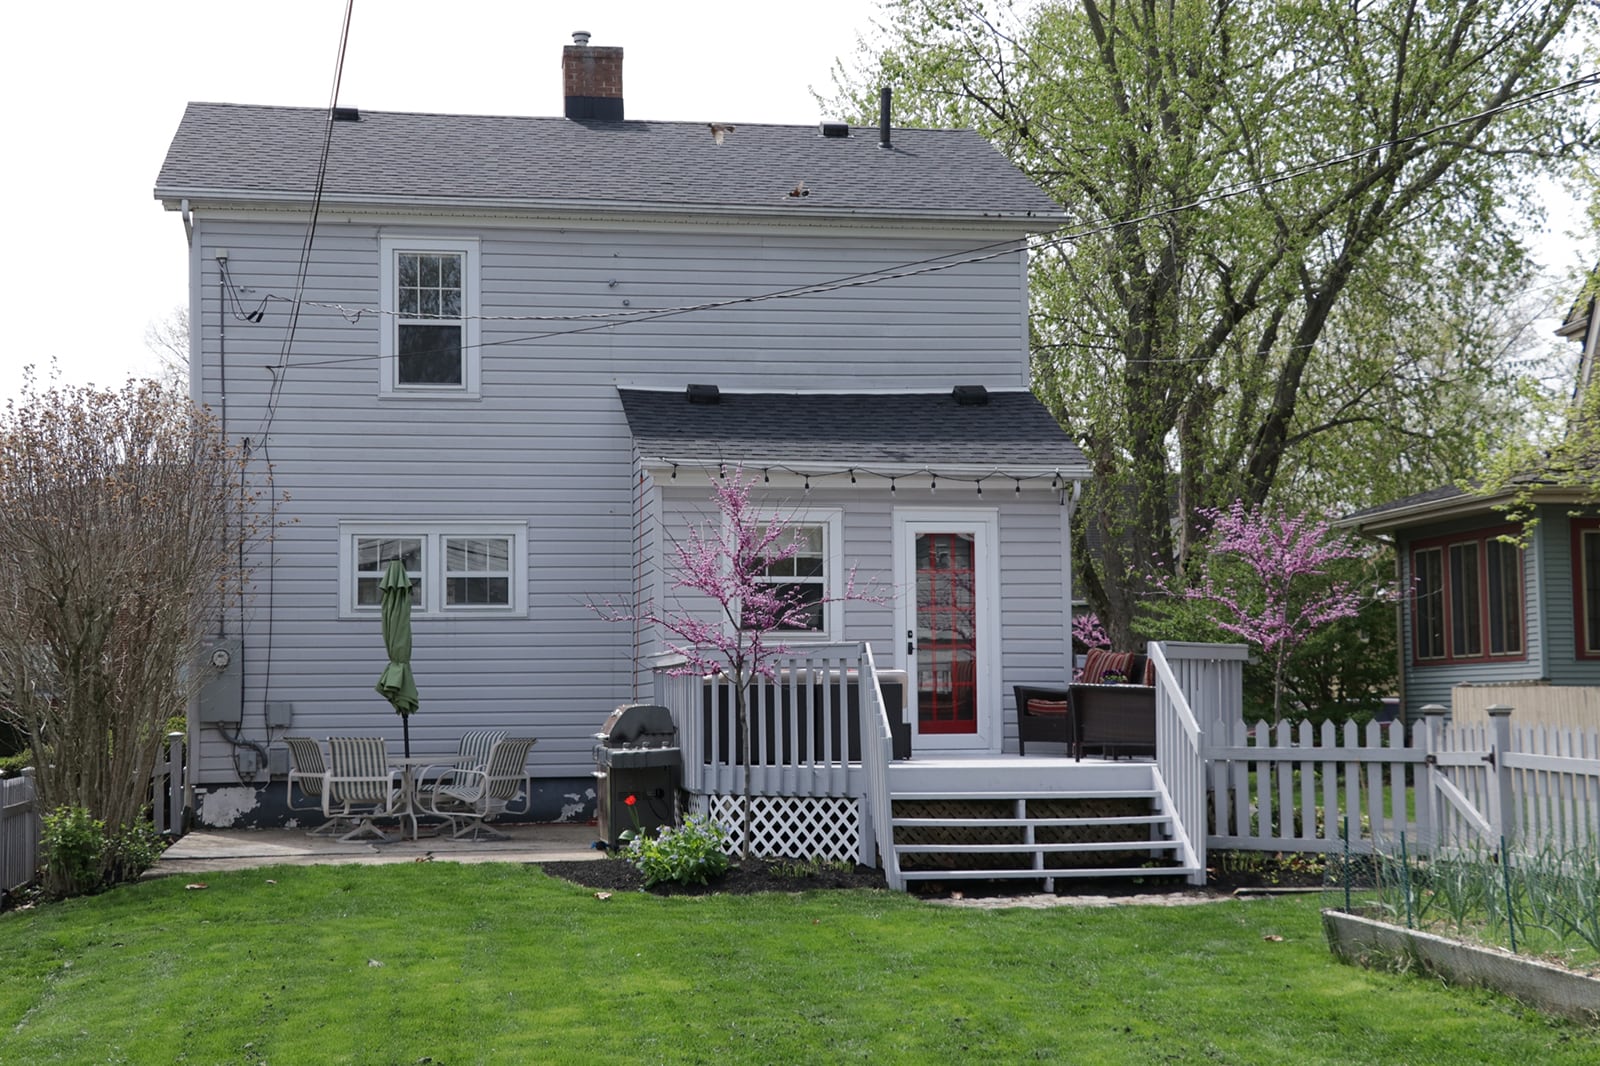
[
  {"left": 1571, "top": 520, "right": 1600, "bottom": 658},
  {"left": 379, "top": 237, "right": 480, "bottom": 396},
  {"left": 340, "top": 522, "right": 524, "bottom": 617},
  {"left": 1411, "top": 529, "right": 1523, "bottom": 664},
  {"left": 741, "top": 509, "right": 843, "bottom": 641}
]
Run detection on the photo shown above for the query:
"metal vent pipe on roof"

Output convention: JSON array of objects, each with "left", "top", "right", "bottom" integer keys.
[{"left": 879, "top": 87, "right": 892, "bottom": 149}]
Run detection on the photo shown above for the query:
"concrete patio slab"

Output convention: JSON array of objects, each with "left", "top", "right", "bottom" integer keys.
[{"left": 148, "top": 822, "right": 605, "bottom": 877}]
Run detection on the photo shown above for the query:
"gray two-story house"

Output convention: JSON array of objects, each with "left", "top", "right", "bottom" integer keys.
[{"left": 155, "top": 36, "right": 1093, "bottom": 832}]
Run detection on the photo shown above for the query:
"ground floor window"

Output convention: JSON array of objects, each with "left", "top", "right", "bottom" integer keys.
[
  {"left": 1572, "top": 520, "right": 1600, "bottom": 658},
  {"left": 1411, "top": 528, "right": 1523, "bottom": 664},
  {"left": 339, "top": 521, "right": 526, "bottom": 617}
]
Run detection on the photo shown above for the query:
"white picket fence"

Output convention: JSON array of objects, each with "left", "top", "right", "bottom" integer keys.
[
  {"left": 1204, "top": 705, "right": 1600, "bottom": 857},
  {"left": 0, "top": 734, "right": 188, "bottom": 894}
]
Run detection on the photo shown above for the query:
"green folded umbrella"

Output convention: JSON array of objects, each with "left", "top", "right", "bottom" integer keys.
[{"left": 375, "top": 559, "right": 419, "bottom": 757}]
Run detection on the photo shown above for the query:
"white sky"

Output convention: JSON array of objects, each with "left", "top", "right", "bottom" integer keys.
[
  {"left": 0, "top": 1, "right": 1586, "bottom": 405},
  {"left": 0, "top": 0, "right": 888, "bottom": 403}
]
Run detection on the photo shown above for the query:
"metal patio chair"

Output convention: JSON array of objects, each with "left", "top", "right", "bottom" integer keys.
[
  {"left": 423, "top": 736, "right": 537, "bottom": 841},
  {"left": 325, "top": 736, "right": 400, "bottom": 843},
  {"left": 284, "top": 736, "right": 346, "bottom": 836},
  {"left": 414, "top": 728, "right": 506, "bottom": 805}
]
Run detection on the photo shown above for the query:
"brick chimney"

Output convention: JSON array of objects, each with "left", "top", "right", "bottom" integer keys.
[{"left": 563, "top": 32, "right": 623, "bottom": 121}]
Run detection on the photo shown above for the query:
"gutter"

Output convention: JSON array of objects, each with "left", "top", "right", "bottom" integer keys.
[{"left": 155, "top": 188, "right": 1068, "bottom": 230}]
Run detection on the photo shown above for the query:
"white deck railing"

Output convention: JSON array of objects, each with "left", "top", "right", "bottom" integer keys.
[
  {"left": 1149, "top": 641, "right": 1207, "bottom": 885},
  {"left": 656, "top": 643, "right": 877, "bottom": 799}
]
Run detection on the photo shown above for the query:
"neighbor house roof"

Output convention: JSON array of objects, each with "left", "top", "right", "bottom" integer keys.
[
  {"left": 617, "top": 388, "right": 1088, "bottom": 477},
  {"left": 154, "top": 103, "right": 1065, "bottom": 224}
]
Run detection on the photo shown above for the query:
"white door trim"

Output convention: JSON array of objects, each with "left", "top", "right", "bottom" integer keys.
[{"left": 894, "top": 507, "right": 1001, "bottom": 754}]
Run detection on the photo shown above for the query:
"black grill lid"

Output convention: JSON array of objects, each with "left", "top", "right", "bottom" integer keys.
[{"left": 599, "top": 704, "right": 677, "bottom": 746}]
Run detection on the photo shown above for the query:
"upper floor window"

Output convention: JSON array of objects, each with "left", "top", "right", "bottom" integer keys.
[
  {"left": 742, "top": 510, "right": 843, "bottom": 641},
  {"left": 1412, "top": 529, "right": 1523, "bottom": 664},
  {"left": 339, "top": 521, "right": 524, "bottom": 617},
  {"left": 379, "top": 237, "right": 480, "bottom": 397}
]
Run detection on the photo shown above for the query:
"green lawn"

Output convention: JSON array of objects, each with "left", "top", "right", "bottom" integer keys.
[{"left": 1, "top": 864, "right": 1592, "bottom": 1065}]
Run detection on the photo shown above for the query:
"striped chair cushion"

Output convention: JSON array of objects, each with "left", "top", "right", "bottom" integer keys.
[
  {"left": 1079, "top": 649, "right": 1154, "bottom": 686},
  {"left": 1024, "top": 698, "right": 1071, "bottom": 717}
]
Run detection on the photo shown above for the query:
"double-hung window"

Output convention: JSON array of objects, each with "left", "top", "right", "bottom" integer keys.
[
  {"left": 744, "top": 509, "right": 843, "bottom": 641},
  {"left": 1411, "top": 529, "right": 1523, "bottom": 664},
  {"left": 340, "top": 522, "right": 524, "bottom": 617},
  {"left": 379, "top": 237, "right": 480, "bottom": 396}
]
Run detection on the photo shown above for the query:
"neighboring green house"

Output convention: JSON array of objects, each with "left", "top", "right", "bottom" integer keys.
[{"left": 1344, "top": 271, "right": 1600, "bottom": 726}]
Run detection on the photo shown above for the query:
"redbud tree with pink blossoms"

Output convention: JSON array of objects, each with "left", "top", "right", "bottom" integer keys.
[{"left": 1162, "top": 500, "right": 1372, "bottom": 725}]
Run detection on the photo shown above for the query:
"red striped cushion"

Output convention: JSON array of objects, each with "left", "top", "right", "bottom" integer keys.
[{"left": 1024, "top": 698, "right": 1071, "bottom": 717}]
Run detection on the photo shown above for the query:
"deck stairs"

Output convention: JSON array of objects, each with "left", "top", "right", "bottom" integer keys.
[{"left": 884, "top": 757, "right": 1203, "bottom": 890}]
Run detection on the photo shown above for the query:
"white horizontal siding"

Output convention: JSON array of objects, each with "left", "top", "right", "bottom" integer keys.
[{"left": 188, "top": 213, "right": 1041, "bottom": 784}]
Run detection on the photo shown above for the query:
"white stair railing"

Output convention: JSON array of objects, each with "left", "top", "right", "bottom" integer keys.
[{"left": 1149, "top": 641, "right": 1207, "bottom": 885}]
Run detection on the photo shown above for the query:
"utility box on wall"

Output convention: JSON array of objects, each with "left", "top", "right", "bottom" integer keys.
[{"left": 197, "top": 639, "right": 242, "bottom": 725}]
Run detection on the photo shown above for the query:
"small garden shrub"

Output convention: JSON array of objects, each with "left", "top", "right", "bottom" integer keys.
[
  {"left": 39, "top": 805, "right": 167, "bottom": 898},
  {"left": 40, "top": 806, "right": 107, "bottom": 898},
  {"left": 621, "top": 815, "right": 731, "bottom": 887}
]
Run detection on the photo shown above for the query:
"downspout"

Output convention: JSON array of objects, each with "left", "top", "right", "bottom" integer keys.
[{"left": 180, "top": 198, "right": 193, "bottom": 245}]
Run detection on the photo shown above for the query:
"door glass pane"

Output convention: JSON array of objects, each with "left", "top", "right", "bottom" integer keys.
[{"left": 915, "top": 533, "right": 977, "bottom": 735}]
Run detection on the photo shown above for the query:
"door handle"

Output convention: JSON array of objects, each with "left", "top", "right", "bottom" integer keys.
[{"left": 906, "top": 629, "right": 916, "bottom": 656}]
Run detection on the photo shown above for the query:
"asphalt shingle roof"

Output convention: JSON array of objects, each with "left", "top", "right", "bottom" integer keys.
[
  {"left": 617, "top": 388, "right": 1088, "bottom": 473},
  {"left": 155, "top": 103, "right": 1064, "bottom": 221}
]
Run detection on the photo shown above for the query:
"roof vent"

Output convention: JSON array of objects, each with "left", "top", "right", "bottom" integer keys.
[
  {"left": 332, "top": 107, "right": 361, "bottom": 122},
  {"left": 820, "top": 122, "right": 849, "bottom": 139},
  {"left": 686, "top": 384, "right": 721, "bottom": 405},
  {"left": 953, "top": 385, "right": 988, "bottom": 406}
]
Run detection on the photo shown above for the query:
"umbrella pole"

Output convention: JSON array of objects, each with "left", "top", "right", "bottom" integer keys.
[{"left": 403, "top": 716, "right": 411, "bottom": 759}]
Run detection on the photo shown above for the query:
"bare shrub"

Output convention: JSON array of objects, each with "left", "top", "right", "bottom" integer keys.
[{"left": 0, "top": 376, "right": 253, "bottom": 895}]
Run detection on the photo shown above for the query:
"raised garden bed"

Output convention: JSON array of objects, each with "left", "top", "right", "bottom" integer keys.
[{"left": 1323, "top": 909, "right": 1600, "bottom": 1023}]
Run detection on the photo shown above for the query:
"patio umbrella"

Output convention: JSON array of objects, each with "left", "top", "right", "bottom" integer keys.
[{"left": 375, "top": 559, "right": 420, "bottom": 757}]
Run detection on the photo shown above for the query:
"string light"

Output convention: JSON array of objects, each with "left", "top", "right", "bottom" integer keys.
[
  {"left": 930, "top": 475, "right": 937, "bottom": 494},
  {"left": 849, "top": 468, "right": 856, "bottom": 484},
  {"left": 890, "top": 477, "right": 897, "bottom": 494},
  {"left": 803, "top": 475, "right": 811, "bottom": 495},
  {"left": 671, "top": 465, "right": 678, "bottom": 480},
  {"left": 1014, "top": 478, "right": 1022, "bottom": 496},
  {"left": 976, "top": 481, "right": 983, "bottom": 496},
  {"left": 763, "top": 468, "right": 770, "bottom": 483}
]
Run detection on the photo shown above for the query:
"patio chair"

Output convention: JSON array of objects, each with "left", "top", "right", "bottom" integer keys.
[
  {"left": 325, "top": 736, "right": 401, "bottom": 843},
  {"left": 423, "top": 736, "right": 537, "bottom": 841},
  {"left": 1013, "top": 685, "right": 1073, "bottom": 756},
  {"left": 414, "top": 728, "right": 506, "bottom": 804},
  {"left": 284, "top": 736, "right": 344, "bottom": 836}
]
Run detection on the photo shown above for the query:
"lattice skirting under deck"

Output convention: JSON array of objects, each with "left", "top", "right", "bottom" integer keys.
[{"left": 688, "top": 793, "right": 862, "bottom": 863}]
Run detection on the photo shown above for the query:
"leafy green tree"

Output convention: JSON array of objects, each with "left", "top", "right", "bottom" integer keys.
[{"left": 831, "top": 0, "right": 1593, "bottom": 643}]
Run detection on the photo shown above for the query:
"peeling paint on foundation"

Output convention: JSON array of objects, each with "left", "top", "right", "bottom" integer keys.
[
  {"left": 196, "top": 786, "right": 263, "bottom": 827},
  {"left": 558, "top": 787, "right": 596, "bottom": 823}
]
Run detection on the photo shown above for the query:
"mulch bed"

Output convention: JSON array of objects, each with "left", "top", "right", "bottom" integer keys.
[{"left": 539, "top": 852, "right": 1326, "bottom": 899}]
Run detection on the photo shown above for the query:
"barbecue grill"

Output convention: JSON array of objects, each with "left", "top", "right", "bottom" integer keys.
[{"left": 593, "top": 703, "right": 681, "bottom": 849}]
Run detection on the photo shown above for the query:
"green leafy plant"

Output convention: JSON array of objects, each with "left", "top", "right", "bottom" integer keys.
[
  {"left": 621, "top": 814, "right": 731, "bottom": 887},
  {"left": 40, "top": 805, "right": 107, "bottom": 898}
]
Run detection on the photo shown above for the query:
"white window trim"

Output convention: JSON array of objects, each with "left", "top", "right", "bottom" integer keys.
[
  {"left": 734, "top": 508, "right": 844, "bottom": 643},
  {"left": 378, "top": 236, "right": 481, "bottom": 398},
  {"left": 339, "top": 521, "right": 526, "bottom": 618}
]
